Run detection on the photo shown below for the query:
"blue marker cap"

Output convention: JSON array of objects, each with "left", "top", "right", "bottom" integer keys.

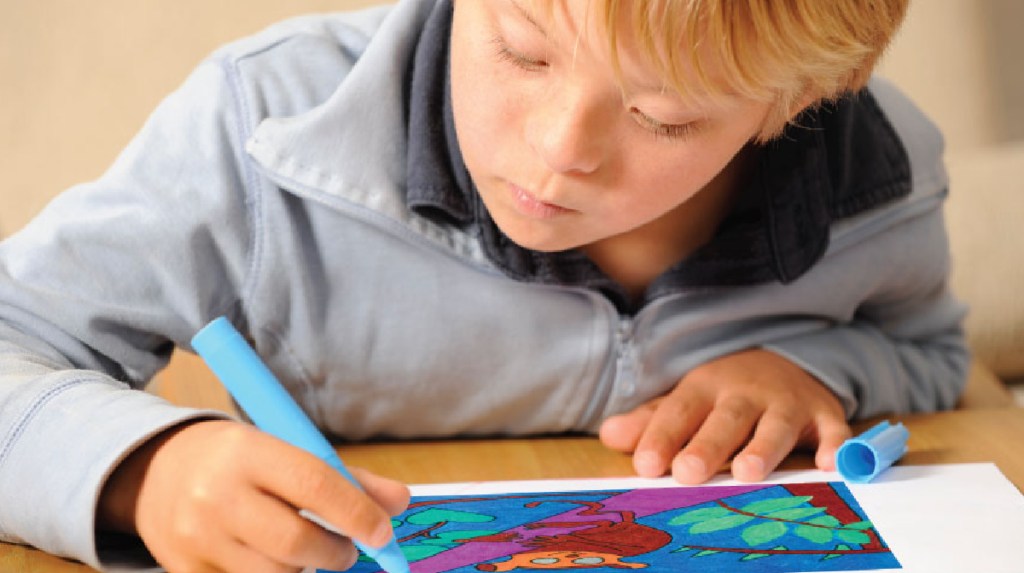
[
  {"left": 192, "top": 317, "right": 410, "bottom": 573},
  {"left": 835, "top": 420, "right": 909, "bottom": 483}
]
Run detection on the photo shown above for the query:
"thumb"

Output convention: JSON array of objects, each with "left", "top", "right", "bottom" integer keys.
[{"left": 350, "top": 467, "right": 410, "bottom": 517}]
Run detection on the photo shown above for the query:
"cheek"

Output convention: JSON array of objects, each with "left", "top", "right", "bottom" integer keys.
[
  {"left": 615, "top": 149, "right": 708, "bottom": 203},
  {"left": 450, "top": 55, "right": 514, "bottom": 171},
  {"left": 601, "top": 142, "right": 736, "bottom": 220}
]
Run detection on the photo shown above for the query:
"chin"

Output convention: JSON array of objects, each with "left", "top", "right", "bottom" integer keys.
[{"left": 497, "top": 225, "right": 580, "bottom": 253}]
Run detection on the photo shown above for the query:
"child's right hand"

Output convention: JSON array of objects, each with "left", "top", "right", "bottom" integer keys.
[{"left": 98, "top": 419, "right": 409, "bottom": 573}]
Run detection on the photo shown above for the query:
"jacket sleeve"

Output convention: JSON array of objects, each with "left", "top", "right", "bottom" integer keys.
[
  {"left": 763, "top": 200, "right": 970, "bottom": 419},
  {"left": 0, "top": 54, "right": 253, "bottom": 570}
]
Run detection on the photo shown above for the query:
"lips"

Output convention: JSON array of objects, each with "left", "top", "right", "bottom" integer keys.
[{"left": 507, "top": 183, "right": 573, "bottom": 219}]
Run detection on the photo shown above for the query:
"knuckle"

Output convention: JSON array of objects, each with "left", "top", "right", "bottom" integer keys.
[
  {"left": 716, "top": 396, "right": 756, "bottom": 423},
  {"left": 168, "top": 512, "right": 209, "bottom": 551},
  {"left": 772, "top": 406, "right": 808, "bottom": 430},
  {"left": 181, "top": 480, "right": 228, "bottom": 524},
  {"left": 217, "top": 424, "right": 259, "bottom": 460},
  {"left": 291, "top": 464, "right": 334, "bottom": 499}
]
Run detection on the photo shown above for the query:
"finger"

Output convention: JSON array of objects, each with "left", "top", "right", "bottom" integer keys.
[
  {"left": 813, "top": 416, "right": 852, "bottom": 471},
  {"left": 598, "top": 400, "right": 659, "bottom": 453},
  {"left": 150, "top": 525, "right": 234, "bottom": 573},
  {"left": 212, "top": 536, "right": 303, "bottom": 573},
  {"left": 633, "top": 392, "right": 711, "bottom": 479},
  {"left": 673, "top": 396, "right": 760, "bottom": 484},
  {"left": 350, "top": 467, "right": 411, "bottom": 517},
  {"left": 730, "top": 408, "right": 805, "bottom": 482},
  {"left": 224, "top": 489, "right": 356, "bottom": 570},
  {"left": 248, "top": 445, "right": 394, "bottom": 551}
]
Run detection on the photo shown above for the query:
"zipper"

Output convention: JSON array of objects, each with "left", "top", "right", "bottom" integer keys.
[{"left": 614, "top": 316, "right": 638, "bottom": 398}]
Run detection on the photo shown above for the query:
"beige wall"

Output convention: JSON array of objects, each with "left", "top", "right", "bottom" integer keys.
[
  {"left": 878, "top": 0, "right": 1024, "bottom": 150},
  {"left": 0, "top": 0, "right": 387, "bottom": 236},
  {"left": 2, "top": 0, "right": 1022, "bottom": 235}
]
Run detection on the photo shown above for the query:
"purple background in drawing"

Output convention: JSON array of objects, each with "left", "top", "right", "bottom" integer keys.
[{"left": 413, "top": 485, "right": 768, "bottom": 571}]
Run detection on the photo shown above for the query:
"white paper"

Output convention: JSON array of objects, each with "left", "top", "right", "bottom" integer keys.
[{"left": 408, "top": 463, "right": 1024, "bottom": 573}]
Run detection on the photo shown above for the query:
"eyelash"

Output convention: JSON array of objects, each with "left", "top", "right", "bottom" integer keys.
[
  {"left": 491, "top": 36, "right": 697, "bottom": 141},
  {"left": 630, "top": 109, "right": 699, "bottom": 140},
  {"left": 491, "top": 36, "right": 547, "bottom": 71}
]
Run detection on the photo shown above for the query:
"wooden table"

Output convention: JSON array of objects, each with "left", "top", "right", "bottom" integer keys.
[{"left": 4, "top": 407, "right": 1023, "bottom": 572}]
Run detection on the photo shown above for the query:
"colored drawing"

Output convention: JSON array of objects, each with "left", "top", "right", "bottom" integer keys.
[{"left": 341, "top": 482, "right": 900, "bottom": 573}]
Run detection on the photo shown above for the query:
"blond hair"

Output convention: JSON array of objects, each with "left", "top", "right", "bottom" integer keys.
[{"left": 595, "top": 0, "right": 910, "bottom": 141}]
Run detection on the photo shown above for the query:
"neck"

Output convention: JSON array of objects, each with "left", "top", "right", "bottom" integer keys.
[{"left": 583, "top": 145, "right": 756, "bottom": 303}]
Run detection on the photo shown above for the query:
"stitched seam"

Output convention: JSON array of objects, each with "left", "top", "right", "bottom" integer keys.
[
  {"left": 0, "top": 379, "right": 88, "bottom": 472},
  {"left": 0, "top": 378, "right": 88, "bottom": 539}
]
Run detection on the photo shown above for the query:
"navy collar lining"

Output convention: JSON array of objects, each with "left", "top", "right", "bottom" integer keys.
[{"left": 404, "top": 0, "right": 911, "bottom": 312}]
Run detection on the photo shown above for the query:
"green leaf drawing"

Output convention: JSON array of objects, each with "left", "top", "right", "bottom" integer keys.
[
  {"left": 406, "top": 509, "right": 495, "bottom": 525},
  {"left": 741, "top": 553, "right": 771, "bottom": 561},
  {"left": 794, "top": 524, "right": 834, "bottom": 544},
  {"left": 807, "top": 515, "right": 842, "bottom": 527},
  {"left": 398, "top": 544, "right": 448, "bottom": 561},
  {"left": 668, "top": 506, "right": 731, "bottom": 525},
  {"left": 741, "top": 521, "right": 788, "bottom": 546},
  {"left": 740, "top": 495, "right": 812, "bottom": 514},
  {"left": 689, "top": 514, "right": 755, "bottom": 534},
  {"left": 695, "top": 550, "right": 721, "bottom": 557},
  {"left": 836, "top": 528, "right": 872, "bottom": 545},
  {"left": 844, "top": 520, "right": 875, "bottom": 530},
  {"left": 765, "top": 506, "right": 827, "bottom": 521},
  {"left": 671, "top": 546, "right": 694, "bottom": 554}
]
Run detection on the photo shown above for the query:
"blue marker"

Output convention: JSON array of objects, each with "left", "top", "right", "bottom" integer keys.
[{"left": 192, "top": 316, "right": 409, "bottom": 573}]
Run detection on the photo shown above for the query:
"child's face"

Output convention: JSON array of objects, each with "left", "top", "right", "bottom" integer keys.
[{"left": 450, "top": 0, "right": 774, "bottom": 253}]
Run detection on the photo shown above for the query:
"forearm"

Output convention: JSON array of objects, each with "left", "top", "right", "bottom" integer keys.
[
  {"left": 763, "top": 318, "right": 968, "bottom": 419},
  {"left": 0, "top": 334, "right": 230, "bottom": 568}
]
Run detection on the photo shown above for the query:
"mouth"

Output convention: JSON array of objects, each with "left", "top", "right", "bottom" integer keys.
[{"left": 507, "top": 182, "right": 574, "bottom": 219}]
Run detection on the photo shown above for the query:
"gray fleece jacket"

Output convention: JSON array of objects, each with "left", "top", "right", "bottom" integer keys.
[{"left": 0, "top": 0, "right": 966, "bottom": 569}]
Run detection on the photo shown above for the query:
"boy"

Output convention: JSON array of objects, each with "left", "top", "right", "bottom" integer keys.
[{"left": 0, "top": 0, "right": 967, "bottom": 571}]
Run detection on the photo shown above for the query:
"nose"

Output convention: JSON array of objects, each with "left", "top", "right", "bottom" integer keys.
[{"left": 525, "top": 81, "right": 609, "bottom": 175}]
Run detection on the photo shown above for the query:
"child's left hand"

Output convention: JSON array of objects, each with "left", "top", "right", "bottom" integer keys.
[{"left": 599, "top": 348, "right": 851, "bottom": 484}]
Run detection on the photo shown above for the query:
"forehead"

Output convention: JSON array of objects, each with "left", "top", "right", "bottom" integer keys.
[{"left": 519, "top": 0, "right": 750, "bottom": 104}]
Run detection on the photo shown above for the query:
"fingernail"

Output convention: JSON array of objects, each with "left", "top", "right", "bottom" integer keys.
[
  {"left": 735, "top": 454, "right": 765, "bottom": 481},
  {"left": 676, "top": 454, "right": 706, "bottom": 483},
  {"left": 817, "top": 448, "right": 837, "bottom": 471},
  {"left": 370, "top": 521, "right": 393, "bottom": 549},
  {"left": 634, "top": 451, "right": 663, "bottom": 477}
]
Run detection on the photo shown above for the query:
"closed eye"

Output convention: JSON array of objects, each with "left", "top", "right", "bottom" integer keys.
[
  {"left": 630, "top": 107, "right": 700, "bottom": 139},
  {"left": 491, "top": 36, "right": 548, "bottom": 71}
]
